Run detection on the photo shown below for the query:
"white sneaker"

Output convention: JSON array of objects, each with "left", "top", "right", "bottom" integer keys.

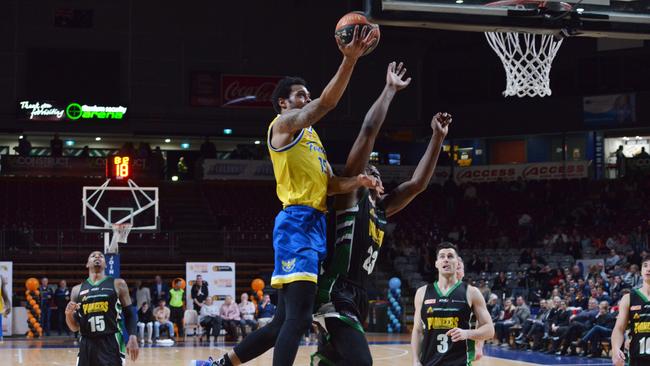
[{"left": 146, "top": 339, "right": 153, "bottom": 344}]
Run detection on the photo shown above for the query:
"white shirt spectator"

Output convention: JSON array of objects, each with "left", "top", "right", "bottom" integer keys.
[
  {"left": 199, "top": 301, "right": 221, "bottom": 323},
  {"left": 239, "top": 300, "right": 256, "bottom": 321}
]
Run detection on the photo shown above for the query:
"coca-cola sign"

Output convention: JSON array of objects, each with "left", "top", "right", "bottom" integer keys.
[{"left": 221, "top": 74, "right": 282, "bottom": 108}]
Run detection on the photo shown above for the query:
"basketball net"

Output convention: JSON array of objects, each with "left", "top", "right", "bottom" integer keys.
[
  {"left": 107, "top": 223, "right": 132, "bottom": 253},
  {"left": 484, "top": 32, "right": 563, "bottom": 97}
]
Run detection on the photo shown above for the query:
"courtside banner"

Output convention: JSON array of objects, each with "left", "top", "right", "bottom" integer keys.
[
  {"left": 0, "top": 261, "right": 12, "bottom": 336},
  {"left": 186, "top": 262, "right": 236, "bottom": 309}
]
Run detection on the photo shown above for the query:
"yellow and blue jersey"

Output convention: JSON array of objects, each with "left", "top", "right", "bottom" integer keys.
[{"left": 267, "top": 115, "right": 329, "bottom": 213}]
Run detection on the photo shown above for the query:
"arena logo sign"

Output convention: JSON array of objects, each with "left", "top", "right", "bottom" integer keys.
[{"left": 18, "top": 100, "right": 127, "bottom": 121}]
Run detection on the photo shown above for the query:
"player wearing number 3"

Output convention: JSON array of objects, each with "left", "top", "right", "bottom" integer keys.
[
  {"left": 412, "top": 242, "right": 494, "bottom": 366},
  {"left": 312, "top": 62, "right": 452, "bottom": 365},
  {"left": 610, "top": 257, "right": 650, "bottom": 366},
  {"left": 65, "top": 251, "right": 139, "bottom": 365}
]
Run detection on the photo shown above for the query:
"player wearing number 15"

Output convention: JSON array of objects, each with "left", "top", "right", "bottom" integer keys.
[
  {"left": 412, "top": 242, "right": 494, "bottom": 366},
  {"left": 65, "top": 251, "right": 139, "bottom": 365},
  {"left": 611, "top": 257, "right": 650, "bottom": 366}
]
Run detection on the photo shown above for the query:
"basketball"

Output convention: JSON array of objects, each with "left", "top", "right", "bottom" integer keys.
[{"left": 335, "top": 11, "right": 380, "bottom": 55}]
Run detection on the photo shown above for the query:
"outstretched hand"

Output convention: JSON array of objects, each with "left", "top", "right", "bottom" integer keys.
[
  {"left": 386, "top": 61, "right": 411, "bottom": 91},
  {"left": 357, "top": 174, "right": 384, "bottom": 194},
  {"left": 431, "top": 112, "right": 452, "bottom": 137},
  {"left": 126, "top": 335, "right": 140, "bottom": 361},
  {"left": 336, "top": 25, "right": 377, "bottom": 60}
]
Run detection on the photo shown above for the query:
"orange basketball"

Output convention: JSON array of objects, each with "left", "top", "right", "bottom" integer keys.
[
  {"left": 26, "top": 277, "right": 39, "bottom": 291},
  {"left": 335, "top": 11, "right": 380, "bottom": 56},
  {"left": 251, "top": 278, "right": 265, "bottom": 292}
]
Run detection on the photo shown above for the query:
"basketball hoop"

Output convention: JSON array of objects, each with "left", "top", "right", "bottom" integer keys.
[{"left": 484, "top": 0, "right": 571, "bottom": 97}]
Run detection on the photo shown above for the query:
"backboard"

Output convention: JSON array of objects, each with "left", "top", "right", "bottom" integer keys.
[
  {"left": 81, "top": 179, "right": 159, "bottom": 233},
  {"left": 364, "top": 0, "right": 650, "bottom": 39}
]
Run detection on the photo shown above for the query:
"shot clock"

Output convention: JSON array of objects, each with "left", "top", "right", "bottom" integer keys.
[{"left": 106, "top": 155, "right": 132, "bottom": 180}]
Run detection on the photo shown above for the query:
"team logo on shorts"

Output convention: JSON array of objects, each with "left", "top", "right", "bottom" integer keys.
[{"left": 281, "top": 258, "right": 297, "bottom": 273}]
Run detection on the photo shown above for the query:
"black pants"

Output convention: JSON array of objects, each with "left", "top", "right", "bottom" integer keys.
[
  {"left": 77, "top": 334, "right": 125, "bottom": 366},
  {"left": 200, "top": 316, "right": 222, "bottom": 338},
  {"left": 57, "top": 307, "right": 70, "bottom": 335},
  {"left": 233, "top": 281, "right": 316, "bottom": 366},
  {"left": 223, "top": 320, "right": 240, "bottom": 340},
  {"left": 170, "top": 306, "right": 184, "bottom": 337},
  {"left": 315, "top": 317, "right": 372, "bottom": 366}
]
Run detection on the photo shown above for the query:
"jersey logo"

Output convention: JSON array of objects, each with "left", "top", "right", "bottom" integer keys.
[
  {"left": 634, "top": 321, "right": 650, "bottom": 333},
  {"left": 427, "top": 316, "right": 460, "bottom": 330},
  {"left": 425, "top": 299, "right": 437, "bottom": 305},
  {"left": 452, "top": 299, "right": 466, "bottom": 304},
  {"left": 281, "top": 258, "right": 297, "bottom": 273},
  {"left": 632, "top": 305, "right": 642, "bottom": 311},
  {"left": 634, "top": 313, "right": 641, "bottom": 320},
  {"left": 79, "top": 289, "right": 89, "bottom": 296},
  {"left": 82, "top": 301, "right": 109, "bottom": 314},
  {"left": 427, "top": 306, "right": 434, "bottom": 314}
]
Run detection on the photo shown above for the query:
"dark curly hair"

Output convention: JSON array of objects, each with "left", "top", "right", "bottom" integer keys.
[{"left": 270, "top": 76, "right": 307, "bottom": 113}]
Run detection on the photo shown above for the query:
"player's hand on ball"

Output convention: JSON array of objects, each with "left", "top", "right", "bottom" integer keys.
[
  {"left": 127, "top": 335, "right": 139, "bottom": 361},
  {"left": 357, "top": 174, "right": 384, "bottom": 194},
  {"left": 337, "top": 25, "right": 377, "bottom": 60},
  {"left": 65, "top": 301, "right": 80, "bottom": 316},
  {"left": 432, "top": 112, "right": 452, "bottom": 136},
  {"left": 386, "top": 61, "right": 411, "bottom": 91},
  {"left": 446, "top": 328, "right": 469, "bottom": 342},
  {"left": 612, "top": 348, "right": 625, "bottom": 366}
]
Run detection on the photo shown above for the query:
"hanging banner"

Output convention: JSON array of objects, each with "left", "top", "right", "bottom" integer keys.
[
  {"left": 453, "top": 161, "right": 590, "bottom": 184},
  {"left": 186, "top": 263, "right": 236, "bottom": 309},
  {"left": 0, "top": 261, "right": 12, "bottom": 336},
  {"left": 220, "top": 75, "right": 282, "bottom": 108},
  {"left": 583, "top": 93, "right": 636, "bottom": 127},
  {"left": 17, "top": 100, "right": 128, "bottom": 121},
  {"left": 104, "top": 254, "right": 120, "bottom": 278}
]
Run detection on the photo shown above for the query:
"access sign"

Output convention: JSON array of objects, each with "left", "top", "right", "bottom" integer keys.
[{"left": 18, "top": 100, "right": 127, "bottom": 121}]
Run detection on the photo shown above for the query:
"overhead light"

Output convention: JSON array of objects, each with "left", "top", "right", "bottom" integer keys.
[
  {"left": 254, "top": 140, "right": 261, "bottom": 145},
  {"left": 455, "top": 0, "right": 464, "bottom": 3},
  {"left": 181, "top": 143, "right": 190, "bottom": 149},
  {"left": 223, "top": 128, "right": 233, "bottom": 135},
  {"left": 171, "top": 175, "right": 179, "bottom": 182},
  {"left": 95, "top": 137, "right": 102, "bottom": 141},
  {"left": 636, "top": 136, "right": 642, "bottom": 139},
  {"left": 65, "top": 140, "right": 75, "bottom": 146},
  {"left": 19, "top": 135, "right": 23, "bottom": 139},
  {"left": 165, "top": 138, "right": 171, "bottom": 143}
]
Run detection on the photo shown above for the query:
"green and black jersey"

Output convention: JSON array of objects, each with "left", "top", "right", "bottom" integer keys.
[
  {"left": 420, "top": 281, "right": 473, "bottom": 366},
  {"left": 317, "top": 190, "right": 387, "bottom": 321},
  {"left": 628, "top": 288, "right": 650, "bottom": 366}
]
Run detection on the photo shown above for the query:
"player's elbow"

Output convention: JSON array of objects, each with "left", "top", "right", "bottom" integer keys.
[
  {"left": 484, "top": 323, "right": 495, "bottom": 339},
  {"left": 409, "top": 180, "right": 428, "bottom": 195}
]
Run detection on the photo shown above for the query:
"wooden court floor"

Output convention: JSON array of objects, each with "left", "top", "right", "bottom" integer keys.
[{"left": 0, "top": 334, "right": 613, "bottom": 365}]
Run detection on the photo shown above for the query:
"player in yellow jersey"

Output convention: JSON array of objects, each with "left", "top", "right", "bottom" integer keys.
[
  {"left": 212, "top": 26, "right": 378, "bottom": 366},
  {"left": 0, "top": 275, "right": 11, "bottom": 342}
]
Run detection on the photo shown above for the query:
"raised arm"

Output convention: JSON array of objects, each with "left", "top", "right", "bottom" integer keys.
[
  {"left": 611, "top": 294, "right": 629, "bottom": 366},
  {"left": 380, "top": 112, "right": 451, "bottom": 217},
  {"left": 116, "top": 278, "right": 139, "bottom": 362},
  {"left": 65, "top": 284, "right": 82, "bottom": 332},
  {"left": 272, "top": 26, "right": 376, "bottom": 149},
  {"left": 411, "top": 286, "right": 426, "bottom": 366},
  {"left": 328, "top": 173, "right": 384, "bottom": 196}
]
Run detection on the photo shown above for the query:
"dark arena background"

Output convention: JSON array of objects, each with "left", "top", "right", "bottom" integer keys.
[{"left": 1, "top": 0, "right": 650, "bottom": 365}]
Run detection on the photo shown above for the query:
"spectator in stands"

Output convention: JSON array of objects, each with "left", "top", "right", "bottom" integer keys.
[
  {"left": 556, "top": 297, "right": 599, "bottom": 355},
  {"left": 494, "top": 298, "right": 515, "bottom": 346},
  {"left": 492, "top": 272, "right": 508, "bottom": 299},
  {"left": 200, "top": 137, "right": 217, "bottom": 159},
  {"left": 609, "top": 275, "right": 624, "bottom": 303},
  {"left": 257, "top": 293, "right": 276, "bottom": 328},
  {"left": 190, "top": 275, "right": 209, "bottom": 311},
  {"left": 151, "top": 275, "right": 169, "bottom": 305},
  {"left": 137, "top": 301, "right": 154, "bottom": 344},
  {"left": 169, "top": 279, "right": 185, "bottom": 337},
  {"left": 606, "top": 249, "right": 622, "bottom": 269},
  {"left": 153, "top": 299, "right": 174, "bottom": 340},
  {"left": 80, "top": 145, "right": 90, "bottom": 157},
  {"left": 39, "top": 277, "right": 53, "bottom": 336},
  {"left": 477, "top": 280, "right": 491, "bottom": 301},
  {"left": 515, "top": 299, "right": 551, "bottom": 349},
  {"left": 594, "top": 286, "right": 612, "bottom": 305},
  {"left": 238, "top": 293, "right": 258, "bottom": 338},
  {"left": 614, "top": 145, "right": 626, "bottom": 178},
  {"left": 578, "top": 301, "right": 616, "bottom": 357},
  {"left": 15, "top": 135, "right": 31, "bottom": 156},
  {"left": 624, "top": 264, "right": 642, "bottom": 288},
  {"left": 50, "top": 133, "right": 63, "bottom": 157},
  {"left": 151, "top": 146, "right": 165, "bottom": 179},
  {"left": 468, "top": 254, "right": 483, "bottom": 273},
  {"left": 547, "top": 300, "right": 571, "bottom": 353},
  {"left": 219, "top": 295, "right": 241, "bottom": 341},
  {"left": 630, "top": 225, "right": 648, "bottom": 254},
  {"left": 135, "top": 280, "right": 151, "bottom": 310},
  {"left": 54, "top": 280, "right": 70, "bottom": 336},
  {"left": 199, "top": 297, "right": 222, "bottom": 342}
]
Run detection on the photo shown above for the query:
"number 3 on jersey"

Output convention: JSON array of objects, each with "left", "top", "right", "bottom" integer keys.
[
  {"left": 362, "top": 246, "right": 378, "bottom": 274},
  {"left": 89, "top": 315, "right": 105, "bottom": 332},
  {"left": 437, "top": 334, "right": 449, "bottom": 353}
]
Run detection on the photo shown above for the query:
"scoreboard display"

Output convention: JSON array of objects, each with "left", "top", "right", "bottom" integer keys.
[{"left": 106, "top": 156, "right": 131, "bottom": 180}]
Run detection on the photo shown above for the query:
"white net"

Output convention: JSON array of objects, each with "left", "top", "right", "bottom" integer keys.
[{"left": 484, "top": 32, "right": 563, "bottom": 97}]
